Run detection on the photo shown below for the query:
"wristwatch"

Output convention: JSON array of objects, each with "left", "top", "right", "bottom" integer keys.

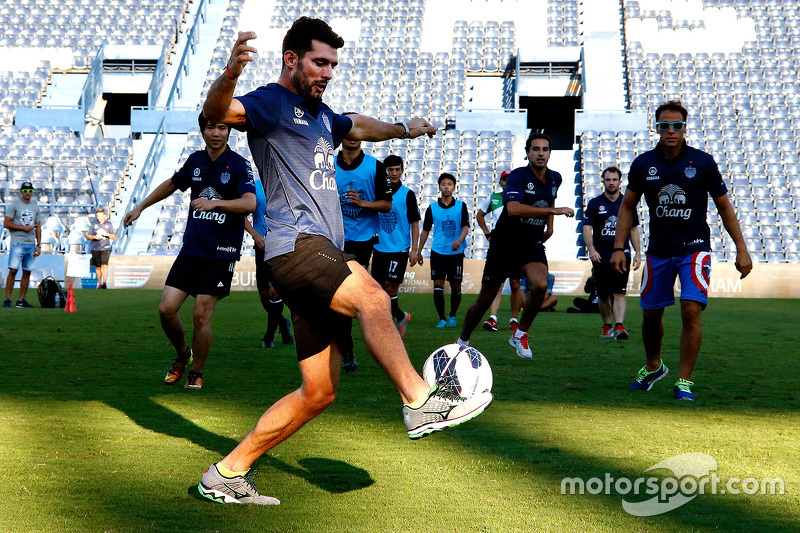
[{"left": 395, "top": 119, "right": 410, "bottom": 139}]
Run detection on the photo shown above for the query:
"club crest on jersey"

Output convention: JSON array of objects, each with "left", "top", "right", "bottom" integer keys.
[
  {"left": 379, "top": 211, "right": 397, "bottom": 234},
  {"left": 599, "top": 205, "right": 606, "bottom": 213},
  {"left": 684, "top": 166, "right": 697, "bottom": 179},
  {"left": 220, "top": 171, "right": 230, "bottom": 184},
  {"left": 322, "top": 113, "right": 331, "bottom": 133},
  {"left": 442, "top": 219, "right": 457, "bottom": 238},
  {"left": 527, "top": 182, "right": 534, "bottom": 190}
]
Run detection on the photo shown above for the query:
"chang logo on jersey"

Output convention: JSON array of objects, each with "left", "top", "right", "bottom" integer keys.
[
  {"left": 192, "top": 187, "right": 227, "bottom": 224},
  {"left": 379, "top": 211, "right": 397, "bottom": 234},
  {"left": 656, "top": 184, "right": 691, "bottom": 220},
  {"left": 601, "top": 215, "right": 617, "bottom": 237},
  {"left": 521, "top": 200, "right": 549, "bottom": 226},
  {"left": 310, "top": 138, "right": 337, "bottom": 191}
]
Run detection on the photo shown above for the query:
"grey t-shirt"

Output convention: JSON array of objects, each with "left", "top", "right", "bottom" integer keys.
[
  {"left": 236, "top": 83, "right": 353, "bottom": 260},
  {"left": 6, "top": 197, "right": 42, "bottom": 245}
]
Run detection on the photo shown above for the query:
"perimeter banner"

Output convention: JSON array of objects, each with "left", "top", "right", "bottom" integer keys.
[{"left": 55, "top": 255, "right": 800, "bottom": 299}]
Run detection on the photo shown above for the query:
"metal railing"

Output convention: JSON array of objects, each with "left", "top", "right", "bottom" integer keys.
[
  {"left": 114, "top": 117, "right": 167, "bottom": 253},
  {"left": 165, "top": 0, "right": 209, "bottom": 108}
]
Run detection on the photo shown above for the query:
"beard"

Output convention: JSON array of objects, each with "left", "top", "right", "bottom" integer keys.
[{"left": 291, "top": 63, "right": 324, "bottom": 101}]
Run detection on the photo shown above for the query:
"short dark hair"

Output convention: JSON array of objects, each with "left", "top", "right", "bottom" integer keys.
[
  {"left": 384, "top": 154, "right": 403, "bottom": 169},
  {"left": 655, "top": 100, "right": 688, "bottom": 122},
  {"left": 283, "top": 17, "right": 345, "bottom": 58},
  {"left": 601, "top": 166, "right": 622, "bottom": 179},
  {"left": 95, "top": 207, "right": 106, "bottom": 213},
  {"left": 525, "top": 132, "right": 552, "bottom": 152},
  {"left": 198, "top": 111, "right": 208, "bottom": 131},
  {"left": 438, "top": 173, "right": 456, "bottom": 186}
]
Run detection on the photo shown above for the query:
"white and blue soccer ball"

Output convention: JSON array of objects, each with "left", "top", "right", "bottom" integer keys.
[{"left": 422, "top": 343, "right": 493, "bottom": 398}]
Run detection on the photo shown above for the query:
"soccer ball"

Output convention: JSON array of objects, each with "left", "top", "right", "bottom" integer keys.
[{"left": 422, "top": 344, "right": 493, "bottom": 398}]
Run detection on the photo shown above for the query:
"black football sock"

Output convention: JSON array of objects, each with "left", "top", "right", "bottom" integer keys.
[
  {"left": 450, "top": 291, "right": 462, "bottom": 317},
  {"left": 391, "top": 296, "right": 405, "bottom": 321},
  {"left": 433, "top": 287, "right": 446, "bottom": 320}
]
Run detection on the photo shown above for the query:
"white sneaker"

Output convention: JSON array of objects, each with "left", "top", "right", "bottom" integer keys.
[{"left": 509, "top": 334, "right": 532, "bottom": 359}]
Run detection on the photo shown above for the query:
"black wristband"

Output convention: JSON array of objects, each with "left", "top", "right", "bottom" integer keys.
[{"left": 613, "top": 247, "right": 625, "bottom": 252}]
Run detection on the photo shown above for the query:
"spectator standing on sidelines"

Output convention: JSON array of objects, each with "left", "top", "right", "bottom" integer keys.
[
  {"left": 456, "top": 133, "right": 575, "bottom": 358},
  {"left": 123, "top": 114, "right": 257, "bottom": 390},
  {"left": 582, "top": 166, "right": 641, "bottom": 339},
  {"left": 3, "top": 181, "right": 42, "bottom": 308},
  {"left": 416, "top": 172, "right": 469, "bottom": 328},
  {"left": 334, "top": 136, "right": 392, "bottom": 372},
  {"left": 372, "top": 154, "right": 421, "bottom": 337},
  {"left": 198, "top": 18, "right": 493, "bottom": 505},
  {"left": 87, "top": 207, "right": 117, "bottom": 289},
  {"left": 244, "top": 178, "right": 293, "bottom": 349},
  {"left": 612, "top": 100, "right": 752, "bottom": 401},
  {"left": 476, "top": 169, "right": 525, "bottom": 332}
]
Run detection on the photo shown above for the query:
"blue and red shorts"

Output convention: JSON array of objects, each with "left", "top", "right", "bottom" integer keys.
[{"left": 640, "top": 252, "right": 711, "bottom": 310}]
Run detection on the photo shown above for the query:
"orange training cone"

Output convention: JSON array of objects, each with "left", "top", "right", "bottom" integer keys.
[{"left": 65, "top": 283, "right": 77, "bottom": 313}]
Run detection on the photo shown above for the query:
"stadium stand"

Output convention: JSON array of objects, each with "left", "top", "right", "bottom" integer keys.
[{"left": 1, "top": 0, "right": 798, "bottom": 266}]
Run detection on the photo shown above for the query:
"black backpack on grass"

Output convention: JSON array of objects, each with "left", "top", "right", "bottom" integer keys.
[{"left": 38, "top": 276, "right": 66, "bottom": 308}]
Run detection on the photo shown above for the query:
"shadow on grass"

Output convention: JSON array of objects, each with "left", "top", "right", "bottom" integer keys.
[{"left": 102, "top": 393, "right": 373, "bottom": 495}]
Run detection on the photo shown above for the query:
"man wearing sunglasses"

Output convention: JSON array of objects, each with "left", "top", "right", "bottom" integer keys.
[
  {"left": 611, "top": 100, "right": 752, "bottom": 401},
  {"left": 3, "top": 182, "right": 43, "bottom": 308}
]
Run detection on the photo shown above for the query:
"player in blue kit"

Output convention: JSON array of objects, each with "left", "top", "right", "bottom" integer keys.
[
  {"left": 416, "top": 173, "right": 470, "bottom": 328},
  {"left": 612, "top": 100, "right": 752, "bottom": 401},
  {"left": 123, "top": 114, "right": 257, "bottom": 390},
  {"left": 582, "top": 166, "right": 641, "bottom": 340},
  {"left": 372, "top": 155, "right": 421, "bottom": 337},
  {"left": 198, "top": 17, "right": 493, "bottom": 505},
  {"left": 457, "top": 133, "right": 575, "bottom": 358},
  {"left": 335, "top": 136, "right": 392, "bottom": 372}
]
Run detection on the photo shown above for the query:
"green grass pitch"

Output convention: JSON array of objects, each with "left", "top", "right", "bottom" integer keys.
[{"left": 1, "top": 290, "right": 797, "bottom": 532}]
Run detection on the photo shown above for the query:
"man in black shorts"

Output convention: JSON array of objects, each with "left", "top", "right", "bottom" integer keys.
[
  {"left": 197, "top": 18, "right": 493, "bottom": 505},
  {"left": 416, "top": 173, "right": 470, "bottom": 328},
  {"left": 87, "top": 207, "right": 116, "bottom": 289},
  {"left": 334, "top": 136, "right": 392, "bottom": 371},
  {"left": 457, "top": 133, "right": 575, "bottom": 358},
  {"left": 582, "top": 166, "right": 641, "bottom": 339},
  {"left": 372, "top": 155, "right": 421, "bottom": 337},
  {"left": 123, "top": 113, "right": 256, "bottom": 390}
]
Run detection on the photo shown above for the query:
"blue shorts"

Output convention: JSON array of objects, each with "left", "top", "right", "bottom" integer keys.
[
  {"left": 640, "top": 252, "right": 711, "bottom": 310},
  {"left": 8, "top": 243, "right": 36, "bottom": 271}
]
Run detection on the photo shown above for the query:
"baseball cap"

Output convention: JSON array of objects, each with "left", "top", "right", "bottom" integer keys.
[
  {"left": 499, "top": 170, "right": 511, "bottom": 180},
  {"left": 20, "top": 181, "right": 33, "bottom": 191}
]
